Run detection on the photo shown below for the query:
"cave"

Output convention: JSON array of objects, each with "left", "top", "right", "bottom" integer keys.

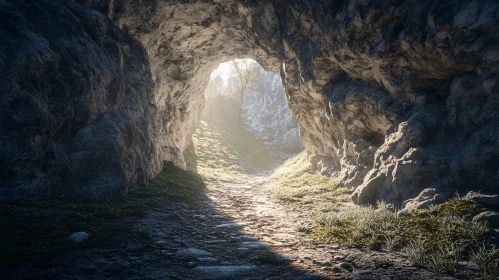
[{"left": 2, "top": 0, "right": 499, "bottom": 279}]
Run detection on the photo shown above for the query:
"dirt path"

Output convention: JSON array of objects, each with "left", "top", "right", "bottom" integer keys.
[{"left": 5, "top": 174, "right": 459, "bottom": 280}]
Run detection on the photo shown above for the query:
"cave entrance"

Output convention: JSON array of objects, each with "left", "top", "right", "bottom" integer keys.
[{"left": 184, "top": 59, "right": 304, "bottom": 177}]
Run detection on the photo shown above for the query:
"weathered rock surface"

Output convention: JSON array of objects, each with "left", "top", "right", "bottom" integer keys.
[
  {"left": 68, "top": 232, "right": 89, "bottom": 243},
  {"left": 2, "top": 0, "right": 499, "bottom": 205},
  {"left": 0, "top": 0, "right": 158, "bottom": 199},
  {"left": 241, "top": 63, "right": 303, "bottom": 156},
  {"left": 465, "top": 192, "right": 499, "bottom": 210},
  {"left": 473, "top": 211, "right": 499, "bottom": 228},
  {"left": 399, "top": 188, "right": 446, "bottom": 214}
]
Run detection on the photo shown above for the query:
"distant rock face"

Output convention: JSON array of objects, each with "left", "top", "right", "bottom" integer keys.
[
  {"left": 2, "top": 0, "right": 499, "bottom": 205},
  {"left": 242, "top": 63, "right": 303, "bottom": 156}
]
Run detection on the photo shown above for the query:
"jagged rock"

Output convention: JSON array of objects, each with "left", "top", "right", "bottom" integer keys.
[
  {"left": 399, "top": 188, "right": 446, "bottom": 215},
  {"left": 2, "top": 0, "right": 499, "bottom": 206},
  {"left": 464, "top": 192, "right": 499, "bottom": 210},
  {"left": 0, "top": 0, "right": 157, "bottom": 199},
  {"left": 241, "top": 63, "right": 303, "bottom": 155},
  {"left": 473, "top": 211, "right": 499, "bottom": 229}
]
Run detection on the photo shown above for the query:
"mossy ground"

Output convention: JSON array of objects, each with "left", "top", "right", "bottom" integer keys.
[
  {"left": 0, "top": 162, "right": 206, "bottom": 267},
  {"left": 184, "top": 120, "right": 288, "bottom": 185},
  {"left": 271, "top": 152, "right": 350, "bottom": 204}
]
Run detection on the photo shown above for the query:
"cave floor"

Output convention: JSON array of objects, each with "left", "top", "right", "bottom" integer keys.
[{"left": 3, "top": 173, "right": 465, "bottom": 280}]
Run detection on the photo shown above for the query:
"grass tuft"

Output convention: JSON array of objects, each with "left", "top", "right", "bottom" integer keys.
[{"left": 311, "top": 195, "right": 494, "bottom": 276}]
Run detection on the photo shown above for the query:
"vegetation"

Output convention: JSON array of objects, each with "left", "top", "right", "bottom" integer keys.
[
  {"left": 271, "top": 152, "right": 350, "bottom": 204},
  {"left": 312, "top": 197, "right": 498, "bottom": 276},
  {"left": 470, "top": 243, "right": 499, "bottom": 280},
  {"left": 0, "top": 162, "right": 206, "bottom": 267},
  {"left": 228, "top": 59, "right": 261, "bottom": 129},
  {"left": 184, "top": 120, "right": 286, "bottom": 185}
]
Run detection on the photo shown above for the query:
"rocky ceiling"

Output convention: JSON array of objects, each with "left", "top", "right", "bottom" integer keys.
[{"left": 1, "top": 0, "right": 498, "bottom": 208}]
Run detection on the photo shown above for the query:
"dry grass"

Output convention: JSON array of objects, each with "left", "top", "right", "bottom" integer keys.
[
  {"left": 312, "top": 197, "right": 494, "bottom": 275},
  {"left": 271, "top": 152, "right": 350, "bottom": 204}
]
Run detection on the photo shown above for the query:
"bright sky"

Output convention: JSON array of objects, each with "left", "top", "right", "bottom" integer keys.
[{"left": 209, "top": 58, "right": 255, "bottom": 83}]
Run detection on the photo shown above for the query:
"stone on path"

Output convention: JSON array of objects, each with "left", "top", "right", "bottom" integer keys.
[
  {"left": 68, "top": 232, "right": 88, "bottom": 243},
  {"left": 197, "top": 257, "right": 218, "bottom": 263},
  {"left": 154, "top": 240, "right": 168, "bottom": 247},
  {"left": 175, "top": 248, "right": 212, "bottom": 260},
  {"left": 193, "top": 266, "right": 255, "bottom": 278},
  {"left": 241, "top": 242, "right": 269, "bottom": 249},
  {"left": 235, "top": 247, "right": 251, "bottom": 257},
  {"left": 104, "top": 261, "right": 124, "bottom": 273},
  {"left": 333, "top": 255, "right": 345, "bottom": 261}
]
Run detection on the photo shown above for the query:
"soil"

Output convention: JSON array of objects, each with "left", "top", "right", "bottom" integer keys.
[{"left": 3, "top": 172, "right": 474, "bottom": 280}]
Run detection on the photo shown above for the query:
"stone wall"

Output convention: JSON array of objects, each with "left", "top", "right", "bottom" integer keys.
[{"left": 2, "top": 0, "right": 499, "bottom": 207}]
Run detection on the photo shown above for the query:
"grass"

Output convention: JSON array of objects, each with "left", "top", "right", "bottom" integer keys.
[
  {"left": 470, "top": 243, "right": 499, "bottom": 279},
  {"left": 311, "top": 197, "right": 496, "bottom": 275},
  {"left": 0, "top": 162, "right": 207, "bottom": 267},
  {"left": 271, "top": 152, "right": 350, "bottom": 204}
]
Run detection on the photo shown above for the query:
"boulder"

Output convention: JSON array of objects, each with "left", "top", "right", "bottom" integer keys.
[
  {"left": 68, "top": 232, "right": 89, "bottom": 243},
  {"left": 465, "top": 192, "right": 499, "bottom": 210},
  {"left": 399, "top": 188, "right": 446, "bottom": 215},
  {"left": 473, "top": 211, "right": 499, "bottom": 229}
]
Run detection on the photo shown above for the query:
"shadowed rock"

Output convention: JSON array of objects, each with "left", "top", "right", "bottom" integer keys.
[{"left": 2, "top": 0, "right": 499, "bottom": 206}]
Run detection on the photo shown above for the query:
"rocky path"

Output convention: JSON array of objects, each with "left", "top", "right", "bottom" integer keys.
[{"left": 6, "top": 174, "right": 461, "bottom": 280}]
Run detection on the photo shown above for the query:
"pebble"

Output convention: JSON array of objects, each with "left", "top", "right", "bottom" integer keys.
[
  {"left": 83, "top": 265, "right": 97, "bottom": 272},
  {"left": 333, "top": 255, "right": 345, "bottom": 261},
  {"left": 68, "top": 232, "right": 88, "bottom": 243},
  {"left": 193, "top": 266, "right": 255, "bottom": 277},
  {"left": 240, "top": 242, "right": 269, "bottom": 249},
  {"left": 338, "top": 262, "right": 352, "bottom": 271},
  {"left": 122, "top": 261, "right": 131, "bottom": 269},
  {"left": 197, "top": 257, "right": 218, "bottom": 263},
  {"left": 175, "top": 248, "right": 212, "bottom": 260},
  {"left": 235, "top": 247, "right": 251, "bottom": 257},
  {"left": 104, "top": 261, "right": 124, "bottom": 273},
  {"left": 154, "top": 240, "right": 168, "bottom": 247}
]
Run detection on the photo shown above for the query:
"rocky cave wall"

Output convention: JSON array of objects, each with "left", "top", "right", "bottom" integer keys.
[
  {"left": 241, "top": 62, "right": 304, "bottom": 156},
  {"left": 2, "top": 0, "right": 499, "bottom": 208}
]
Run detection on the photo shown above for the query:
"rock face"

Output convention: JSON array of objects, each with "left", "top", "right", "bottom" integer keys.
[
  {"left": 242, "top": 63, "right": 303, "bottom": 156},
  {"left": 2, "top": 0, "right": 499, "bottom": 205},
  {"left": 0, "top": 0, "right": 158, "bottom": 199}
]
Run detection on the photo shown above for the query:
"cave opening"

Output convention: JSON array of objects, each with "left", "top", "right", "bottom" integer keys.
[{"left": 184, "top": 58, "right": 304, "bottom": 178}]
